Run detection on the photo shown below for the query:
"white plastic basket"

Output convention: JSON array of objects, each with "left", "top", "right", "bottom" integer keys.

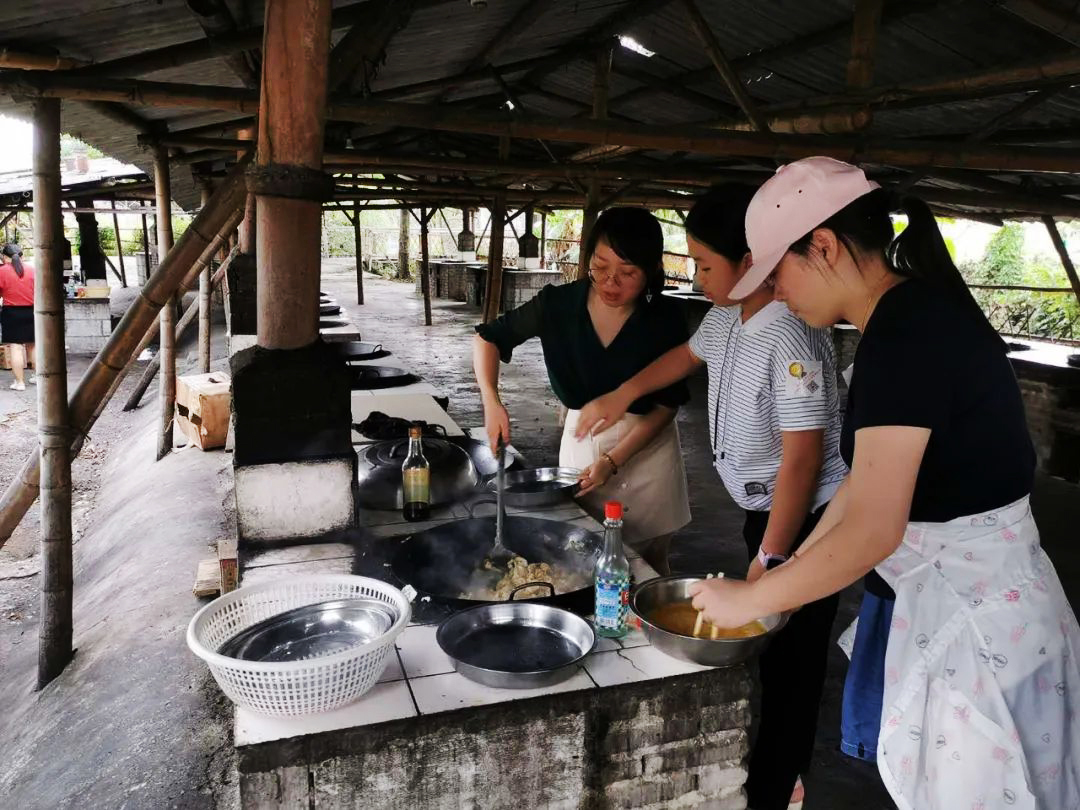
[{"left": 187, "top": 574, "right": 413, "bottom": 717}]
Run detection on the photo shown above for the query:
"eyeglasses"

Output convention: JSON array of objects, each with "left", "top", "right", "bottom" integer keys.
[{"left": 589, "top": 266, "right": 642, "bottom": 287}]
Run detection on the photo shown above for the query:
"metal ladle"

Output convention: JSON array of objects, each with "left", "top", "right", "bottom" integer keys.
[{"left": 488, "top": 438, "right": 514, "bottom": 568}]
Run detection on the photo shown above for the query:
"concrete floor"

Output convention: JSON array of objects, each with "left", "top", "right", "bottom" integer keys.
[{"left": 1, "top": 262, "right": 1077, "bottom": 809}]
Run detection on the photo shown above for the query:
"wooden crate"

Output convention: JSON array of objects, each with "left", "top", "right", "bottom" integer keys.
[{"left": 176, "top": 372, "right": 231, "bottom": 450}]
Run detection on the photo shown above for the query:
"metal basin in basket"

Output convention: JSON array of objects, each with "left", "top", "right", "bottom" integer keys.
[
  {"left": 218, "top": 598, "right": 395, "bottom": 662},
  {"left": 631, "top": 575, "right": 787, "bottom": 668}
]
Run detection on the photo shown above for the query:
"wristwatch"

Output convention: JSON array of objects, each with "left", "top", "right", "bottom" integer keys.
[{"left": 757, "top": 547, "right": 788, "bottom": 571}]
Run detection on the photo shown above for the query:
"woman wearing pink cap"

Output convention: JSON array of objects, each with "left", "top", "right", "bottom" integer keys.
[{"left": 691, "top": 156, "right": 1080, "bottom": 809}]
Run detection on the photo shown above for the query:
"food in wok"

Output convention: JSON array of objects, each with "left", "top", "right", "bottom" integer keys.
[{"left": 461, "top": 555, "right": 589, "bottom": 600}]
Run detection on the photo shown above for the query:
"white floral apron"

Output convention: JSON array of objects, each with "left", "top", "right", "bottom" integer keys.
[
  {"left": 560, "top": 410, "right": 690, "bottom": 548},
  {"left": 875, "top": 496, "right": 1080, "bottom": 810}
]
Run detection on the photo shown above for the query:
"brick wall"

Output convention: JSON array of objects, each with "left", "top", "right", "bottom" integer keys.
[
  {"left": 64, "top": 299, "right": 111, "bottom": 354},
  {"left": 238, "top": 668, "right": 752, "bottom": 810},
  {"left": 500, "top": 269, "right": 565, "bottom": 311}
]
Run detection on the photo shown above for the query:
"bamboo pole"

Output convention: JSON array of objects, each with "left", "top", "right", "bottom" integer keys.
[
  {"left": 847, "top": 0, "right": 885, "bottom": 91},
  {"left": 255, "top": 0, "right": 332, "bottom": 351},
  {"left": 1042, "top": 216, "right": 1080, "bottom": 306},
  {"left": 198, "top": 180, "right": 214, "bottom": 373},
  {"left": 0, "top": 161, "right": 249, "bottom": 547},
  {"left": 354, "top": 192, "right": 364, "bottom": 305},
  {"left": 112, "top": 210, "right": 127, "bottom": 287},
  {"left": 398, "top": 208, "right": 410, "bottom": 279},
  {"left": 154, "top": 145, "right": 176, "bottom": 460},
  {"left": 0, "top": 48, "right": 85, "bottom": 71},
  {"left": 540, "top": 209, "right": 547, "bottom": 269},
  {"left": 419, "top": 207, "right": 433, "bottom": 326},
  {"left": 123, "top": 250, "right": 238, "bottom": 411},
  {"left": 484, "top": 139, "right": 510, "bottom": 322},
  {"left": 237, "top": 126, "right": 256, "bottom": 255},
  {"left": 123, "top": 209, "right": 243, "bottom": 410},
  {"left": 681, "top": 0, "right": 769, "bottom": 132},
  {"left": 141, "top": 211, "right": 151, "bottom": 283},
  {"left": 32, "top": 98, "right": 73, "bottom": 688}
]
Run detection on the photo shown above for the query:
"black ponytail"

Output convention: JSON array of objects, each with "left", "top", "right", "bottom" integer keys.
[
  {"left": 2, "top": 243, "right": 23, "bottom": 278},
  {"left": 790, "top": 187, "right": 978, "bottom": 308}
]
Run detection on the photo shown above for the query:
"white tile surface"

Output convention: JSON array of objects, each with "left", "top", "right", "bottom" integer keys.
[
  {"left": 235, "top": 679, "right": 416, "bottom": 746},
  {"left": 619, "top": 621, "right": 650, "bottom": 649},
  {"left": 378, "top": 650, "right": 405, "bottom": 683},
  {"left": 409, "top": 668, "right": 594, "bottom": 714},
  {"left": 396, "top": 624, "right": 456, "bottom": 678},
  {"left": 584, "top": 646, "right": 712, "bottom": 687},
  {"left": 244, "top": 543, "right": 355, "bottom": 569}
]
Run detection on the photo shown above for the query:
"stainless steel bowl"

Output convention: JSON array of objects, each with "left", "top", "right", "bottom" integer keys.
[
  {"left": 356, "top": 437, "right": 479, "bottom": 510},
  {"left": 217, "top": 598, "right": 397, "bottom": 662},
  {"left": 488, "top": 467, "right": 580, "bottom": 507},
  {"left": 630, "top": 575, "right": 787, "bottom": 668},
  {"left": 436, "top": 600, "right": 595, "bottom": 688}
]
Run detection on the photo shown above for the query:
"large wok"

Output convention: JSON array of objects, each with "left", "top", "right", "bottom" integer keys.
[{"left": 390, "top": 515, "right": 601, "bottom": 614}]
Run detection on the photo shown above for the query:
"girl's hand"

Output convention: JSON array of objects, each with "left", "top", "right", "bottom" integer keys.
[
  {"left": 575, "top": 389, "right": 632, "bottom": 439},
  {"left": 688, "top": 577, "right": 766, "bottom": 629},
  {"left": 483, "top": 401, "right": 511, "bottom": 454},
  {"left": 577, "top": 457, "right": 614, "bottom": 495}
]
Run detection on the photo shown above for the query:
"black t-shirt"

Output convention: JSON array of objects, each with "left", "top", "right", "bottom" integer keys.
[
  {"left": 841, "top": 278, "right": 1035, "bottom": 517},
  {"left": 841, "top": 280, "right": 1036, "bottom": 600},
  {"left": 475, "top": 279, "right": 690, "bottom": 413}
]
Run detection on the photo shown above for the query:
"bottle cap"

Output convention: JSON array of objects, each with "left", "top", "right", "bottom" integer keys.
[
  {"left": 604, "top": 501, "right": 623, "bottom": 520},
  {"left": 408, "top": 425, "right": 422, "bottom": 439}
]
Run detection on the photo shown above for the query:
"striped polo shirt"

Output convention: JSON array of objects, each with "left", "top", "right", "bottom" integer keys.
[{"left": 688, "top": 300, "right": 847, "bottom": 512}]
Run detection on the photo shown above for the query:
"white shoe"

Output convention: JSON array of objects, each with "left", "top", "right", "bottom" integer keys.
[
  {"left": 10, "top": 381, "right": 25, "bottom": 391},
  {"left": 27, "top": 375, "right": 36, "bottom": 385}
]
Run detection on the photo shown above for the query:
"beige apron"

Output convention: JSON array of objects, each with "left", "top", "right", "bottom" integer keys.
[{"left": 560, "top": 410, "right": 691, "bottom": 549}]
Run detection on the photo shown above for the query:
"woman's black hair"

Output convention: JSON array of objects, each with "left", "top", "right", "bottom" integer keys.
[
  {"left": 789, "top": 187, "right": 974, "bottom": 303},
  {"left": 684, "top": 183, "right": 758, "bottom": 261},
  {"left": 583, "top": 207, "right": 665, "bottom": 297},
  {"left": 2, "top": 243, "right": 24, "bottom": 278}
]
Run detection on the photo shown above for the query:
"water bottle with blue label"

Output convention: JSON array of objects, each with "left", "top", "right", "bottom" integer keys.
[{"left": 594, "top": 501, "right": 630, "bottom": 638}]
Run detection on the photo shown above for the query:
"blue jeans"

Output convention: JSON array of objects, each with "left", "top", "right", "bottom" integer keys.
[{"left": 840, "top": 590, "right": 894, "bottom": 762}]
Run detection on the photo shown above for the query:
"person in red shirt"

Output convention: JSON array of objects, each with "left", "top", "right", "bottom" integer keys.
[{"left": 0, "top": 243, "right": 35, "bottom": 391}]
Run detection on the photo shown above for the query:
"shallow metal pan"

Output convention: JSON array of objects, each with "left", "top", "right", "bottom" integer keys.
[
  {"left": 436, "top": 592, "right": 595, "bottom": 688},
  {"left": 487, "top": 466, "right": 580, "bottom": 507}
]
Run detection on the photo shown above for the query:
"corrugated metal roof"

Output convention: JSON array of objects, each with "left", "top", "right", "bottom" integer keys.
[{"left": 0, "top": 0, "right": 1078, "bottom": 215}]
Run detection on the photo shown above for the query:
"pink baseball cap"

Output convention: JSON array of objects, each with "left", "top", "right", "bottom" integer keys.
[{"left": 730, "top": 156, "right": 880, "bottom": 300}]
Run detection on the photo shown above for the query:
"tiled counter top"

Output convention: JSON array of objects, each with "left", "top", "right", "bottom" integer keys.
[{"left": 233, "top": 429, "right": 752, "bottom": 809}]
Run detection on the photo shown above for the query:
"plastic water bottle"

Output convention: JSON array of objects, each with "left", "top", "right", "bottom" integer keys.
[{"left": 594, "top": 501, "right": 630, "bottom": 638}]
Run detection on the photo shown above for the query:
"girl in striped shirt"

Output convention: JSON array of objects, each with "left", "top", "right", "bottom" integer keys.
[{"left": 577, "top": 185, "right": 846, "bottom": 810}]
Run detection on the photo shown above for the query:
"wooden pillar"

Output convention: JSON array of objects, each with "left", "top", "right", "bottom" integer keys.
[
  {"left": 255, "top": 0, "right": 332, "bottom": 350},
  {"left": 579, "top": 45, "right": 612, "bottom": 280},
  {"left": 154, "top": 144, "right": 175, "bottom": 460},
  {"left": 354, "top": 192, "right": 364, "bottom": 305},
  {"left": 420, "top": 207, "right": 432, "bottom": 326},
  {"left": 847, "top": 0, "right": 885, "bottom": 91},
  {"left": 33, "top": 98, "right": 73, "bottom": 688},
  {"left": 237, "top": 126, "right": 257, "bottom": 255},
  {"left": 198, "top": 179, "right": 213, "bottom": 373},
  {"left": 112, "top": 210, "right": 127, "bottom": 287},
  {"left": 540, "top": 208, "right": 547, "bottom": 269},
  {"left": 484, "top": 137, "right": 510, "bottom": 322},
  {"left": 141, "top": 210, "right": 151, "bottom": 283},
  {"left": 398, "top": 207, "right": 410, "bottom": 279}
]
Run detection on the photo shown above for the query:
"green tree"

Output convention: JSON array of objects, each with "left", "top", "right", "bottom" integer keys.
[{"left": 979, "top": 223, "right": 1025, "bottom": 285}]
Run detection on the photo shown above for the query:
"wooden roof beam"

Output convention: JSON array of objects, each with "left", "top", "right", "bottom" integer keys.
[
  {"left": 846, "top": 0, "right": 885, "bottom": 91},
  {"left": 328, "top": 0, "right": 418, "bottom": 94},
  {"left": 996, "top": 0, "right": 1080, "bottom": 48},
  {"left": 185, "top": 0, "right": 260, "bottom": 87},
  {"left": 13, "top": 75, "right": 1080, "bottom": 174}
]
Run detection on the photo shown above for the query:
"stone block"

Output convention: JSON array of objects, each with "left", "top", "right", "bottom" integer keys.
[{"left": 65, "top": 319, "right": 108, "bottom": 337}]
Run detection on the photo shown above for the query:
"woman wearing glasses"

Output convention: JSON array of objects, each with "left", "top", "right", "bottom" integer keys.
[{"left": 473, "top": 207, "right": 690, "bottom": 573}]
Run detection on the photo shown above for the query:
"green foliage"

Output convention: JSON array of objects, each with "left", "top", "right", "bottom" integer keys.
[
  {"left": 979, "top": 223, "right": 1025, "bottom": 285},
  {"left": 59, "top": 134, "right": 104, "bottom": 160}
]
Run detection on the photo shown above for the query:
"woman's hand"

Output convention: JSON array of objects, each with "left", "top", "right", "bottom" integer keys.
[
  {"left": 688, "top": 577, "right": 767, "bottom": 629},
  {"left": 577, "top": 457, "right": 615, "bottom": 495},
  {"left": 483, "top": 399, "right": 511, "bottom": 454},
  {"left": 575, "top": 389, "right": 632, "bottom": 439}
]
